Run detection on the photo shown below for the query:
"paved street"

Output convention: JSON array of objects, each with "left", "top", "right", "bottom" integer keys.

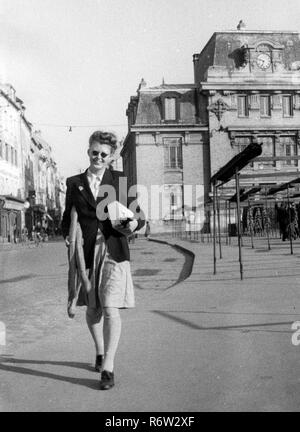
[{"left": 1, "top": 236, "right": 300, "bottom": 411}]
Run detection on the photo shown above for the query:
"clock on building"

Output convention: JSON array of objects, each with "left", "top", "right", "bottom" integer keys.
[{"left": 256, "top": 52, "right": 271, "bottom": 70}]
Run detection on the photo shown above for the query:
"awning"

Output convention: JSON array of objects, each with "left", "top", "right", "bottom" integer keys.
[
  {"left": 210, "top": 143, "right": 262, "bottom": 184},
  {"left": 45, "top": 213, "right": 53, "bottom": 221},
  {"left": 32, "top": 204, "right": 46, "bottom": 213},
  {"left": 2, "top": 196, "right": 26, "bottom": 211}
]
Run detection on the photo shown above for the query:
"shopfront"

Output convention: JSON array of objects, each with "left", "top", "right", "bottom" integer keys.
[{"left": 0, "top": 196, "right": 24, "bottom": 243}]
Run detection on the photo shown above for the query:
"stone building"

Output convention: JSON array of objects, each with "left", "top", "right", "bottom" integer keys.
[
  {"left": 0, "top": 82, "right": 64, "bottom": 243},
  {"left": 193, "top": 27, "right": 300, "bottom": 198},
  {"left": 0, "top": 84, "right": 26, "bottom": 242},
  {"left": 122, "top": 79, "right": 209, "bottom": 233},
  {"left": 123, "top": 25, "right": 300, "bottom": 234},
  {"left": 29, "top": 131, "right": 59, "bottom": 234}
]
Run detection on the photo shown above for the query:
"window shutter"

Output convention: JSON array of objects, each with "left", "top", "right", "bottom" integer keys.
[
  {"left": 260, "top": 96, "right": 270, "bottom": 116},
  {"left": 237, "top": 96, "right": 248, "bottom": 116},
  {"left": 170, "top": 146, "right": 176, "bottom": 167},
  {"left": 283, "top": 95, "right": 292, "bottom": 116}
]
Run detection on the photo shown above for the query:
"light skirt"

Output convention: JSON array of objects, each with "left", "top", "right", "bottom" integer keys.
[{"left": 77, "top": 229, "right": 135, "bottom": 309}]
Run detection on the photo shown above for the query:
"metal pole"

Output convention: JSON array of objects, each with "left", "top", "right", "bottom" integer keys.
[
  {"left": 235, "top": 169, "right": 243, "bottom": 280},
  {"left": 235, "top": 195, "right": 242, "bottom": 247},
  {"left": 265, "top": 189, "right": 271, "bottom": 251},
  {"left": 225, "top": 199, "right": 228, "bottom": 245},
  {"left": 228, "top": 201, "right": 231, "bottom": 245},
  {"left": 206, "top": 204, "right": 210, "bottom": 243},
  {"left": 213, "top": 182, "right": 217, "bottom": 274},
  {"left": 287, "top": 185, "right": 293, "bottom": 255},
  {"left": 216, "top": 187, "right": 222, "bottom": 259},
  {"left": 248, "top": 199, "right": 254, "bottom": 249}
]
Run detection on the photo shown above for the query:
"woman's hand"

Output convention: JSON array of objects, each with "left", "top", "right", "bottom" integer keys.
[{"left": 113, "top": 219, "right": 138, "bottom": 236}]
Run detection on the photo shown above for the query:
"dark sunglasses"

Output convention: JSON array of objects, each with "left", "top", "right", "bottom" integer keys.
[{"left": 91, "top": 151, "right": 110, "bottom": 158}]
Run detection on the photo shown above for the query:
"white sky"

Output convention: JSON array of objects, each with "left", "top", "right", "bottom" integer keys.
[{"left": 1, "top": 0, "right": 300, "bottom": 178}]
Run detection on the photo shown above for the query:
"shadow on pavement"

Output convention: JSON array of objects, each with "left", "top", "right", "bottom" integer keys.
[
  {"left": 163, "top": 309, "right": 300, "bottom": 317},
  {"left": 187, "top": 272, "right": 300, "bottom": 282},
  {"left": 152, "top": 310, "right": 293, "bottom": 333},
  {"left": 0, "top": 274, "right": 37, "bottom": 284},
  {"left": 0, "top": 357, "right": 99, "bottom": 390},
  {"left": 166, "top": 246, "right": 194, "bottom": 288},
  {"left": 133, "top": 269, "right": 161, "bottom": 276},
  {"left": 148, "top": 238, "right": 195, "bottom": 288}
]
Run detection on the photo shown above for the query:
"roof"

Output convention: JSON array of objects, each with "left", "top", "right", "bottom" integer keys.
[
  {"left": 146, "top": 83, "right": 196, "bottom": 91},
  {"left": 193, "top": 30, "right": 300, "bottom": 83},
  {"left": 134, "top": 86, "right": 197, "bottom": 124}
]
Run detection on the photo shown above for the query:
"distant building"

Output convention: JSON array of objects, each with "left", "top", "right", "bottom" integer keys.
[
  {"left": 0, "top": 84, "right": 27, "bottom": 242},
  {"left": 123, "top": 25, "right": 300, "bottom": 233},
  {"left": 0, "top": 82, "right": 64, "bottom": 243},
  {"left": 122, "top": 79, "right": 208, "bottom": 233},
  {"left": 193, "top": 26, "right": 300, "bottom": 195},
  {"left": 111, "top": 143, "right": 123, "bottom": 171},
  {"left": 30, "top": 130, "right": 61, "bottom": 234}
]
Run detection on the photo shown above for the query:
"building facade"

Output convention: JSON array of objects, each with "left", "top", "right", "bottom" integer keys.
[
  {"left": 123, "top": 26, "right": 300, "bottom": 233},
  {"left": 0, "top": 84, "right": 26, "bottom": 242},
  {"left": 122, "top": 79, "right": 209, "bottom": 233},
  {"left": 193, "top": 29, "right": 300, "bottom": 198},
  {"left": 0, "top": 82, "right": 65, "bottom": 243}
]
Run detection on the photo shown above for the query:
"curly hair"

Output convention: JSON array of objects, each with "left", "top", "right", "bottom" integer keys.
[{"left": 88, "top": 131, "right": 118, "bottom": 151}]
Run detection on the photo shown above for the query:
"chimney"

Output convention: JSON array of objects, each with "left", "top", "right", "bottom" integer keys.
[{"left": 237, "top": 20, "right": 246, "bottom": 30}]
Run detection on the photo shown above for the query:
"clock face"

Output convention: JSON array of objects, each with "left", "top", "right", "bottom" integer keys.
[{"left": 256, "top": 53, "right": 271, "bottom": 70}]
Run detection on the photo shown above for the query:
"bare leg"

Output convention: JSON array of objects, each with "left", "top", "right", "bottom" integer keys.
[
  {"left": 102, "top": 307, "right": 121, "bottom": 372},
  {"left": 86, "top": 307, "right": 104, "bottom": 355}
]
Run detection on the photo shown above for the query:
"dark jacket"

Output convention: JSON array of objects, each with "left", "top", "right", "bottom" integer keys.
[{"left": 61, "top": 168, "right": 145, "bottom": 268}]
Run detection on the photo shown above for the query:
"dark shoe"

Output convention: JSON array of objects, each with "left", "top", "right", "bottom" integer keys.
[
  {"left": 95, "top": 355, "right": 103, "bottom": 372},
  {"left": 99, "top": 370, "right": 114, "bottom": 390}
]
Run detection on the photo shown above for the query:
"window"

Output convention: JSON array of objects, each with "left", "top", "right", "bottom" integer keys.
[
  {"left": 170, "top": 193, "right": 175, "bottom": 219},
  {"left": 164, "top": 184, "right": 183, "bottom": 220},
  {"left": 237, "top": 95, "right": 249, "bottom": 117},
  {"left": 164, "top": 138, "right": 183, "bottom": 169},
  {"left": 281, "top": 136, "right": 297, "bottom": 166},
  {"left": 11, "top": 147, "right": 14, "bottom": 165},
  {"left": 282, "top": 95, "right": 293, "bottom": 117},
  {"left": 5, "top": 143, "right": 9, "bottom": 161},
  {"left": 161, "top": 92, "right": 180, "bottom": 122},
  {"left": 260, "top": 95, "right": 271, "bottom": 117},
  {"left": 14, "top": 149, "right": 17, "bottom": 166},
  {"left": 164, "top": 98, "right": 177, "bottom": 120},
  {"left": 0, "top": 141, "right": 2, "bottom": 158},
  {"left": 259, "top": 136, "right": 276, "bottom": 167}
]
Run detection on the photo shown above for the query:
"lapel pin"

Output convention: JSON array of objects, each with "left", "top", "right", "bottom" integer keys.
[{"left": 78, "top": 186, "right": 84, "bottom": 191}]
